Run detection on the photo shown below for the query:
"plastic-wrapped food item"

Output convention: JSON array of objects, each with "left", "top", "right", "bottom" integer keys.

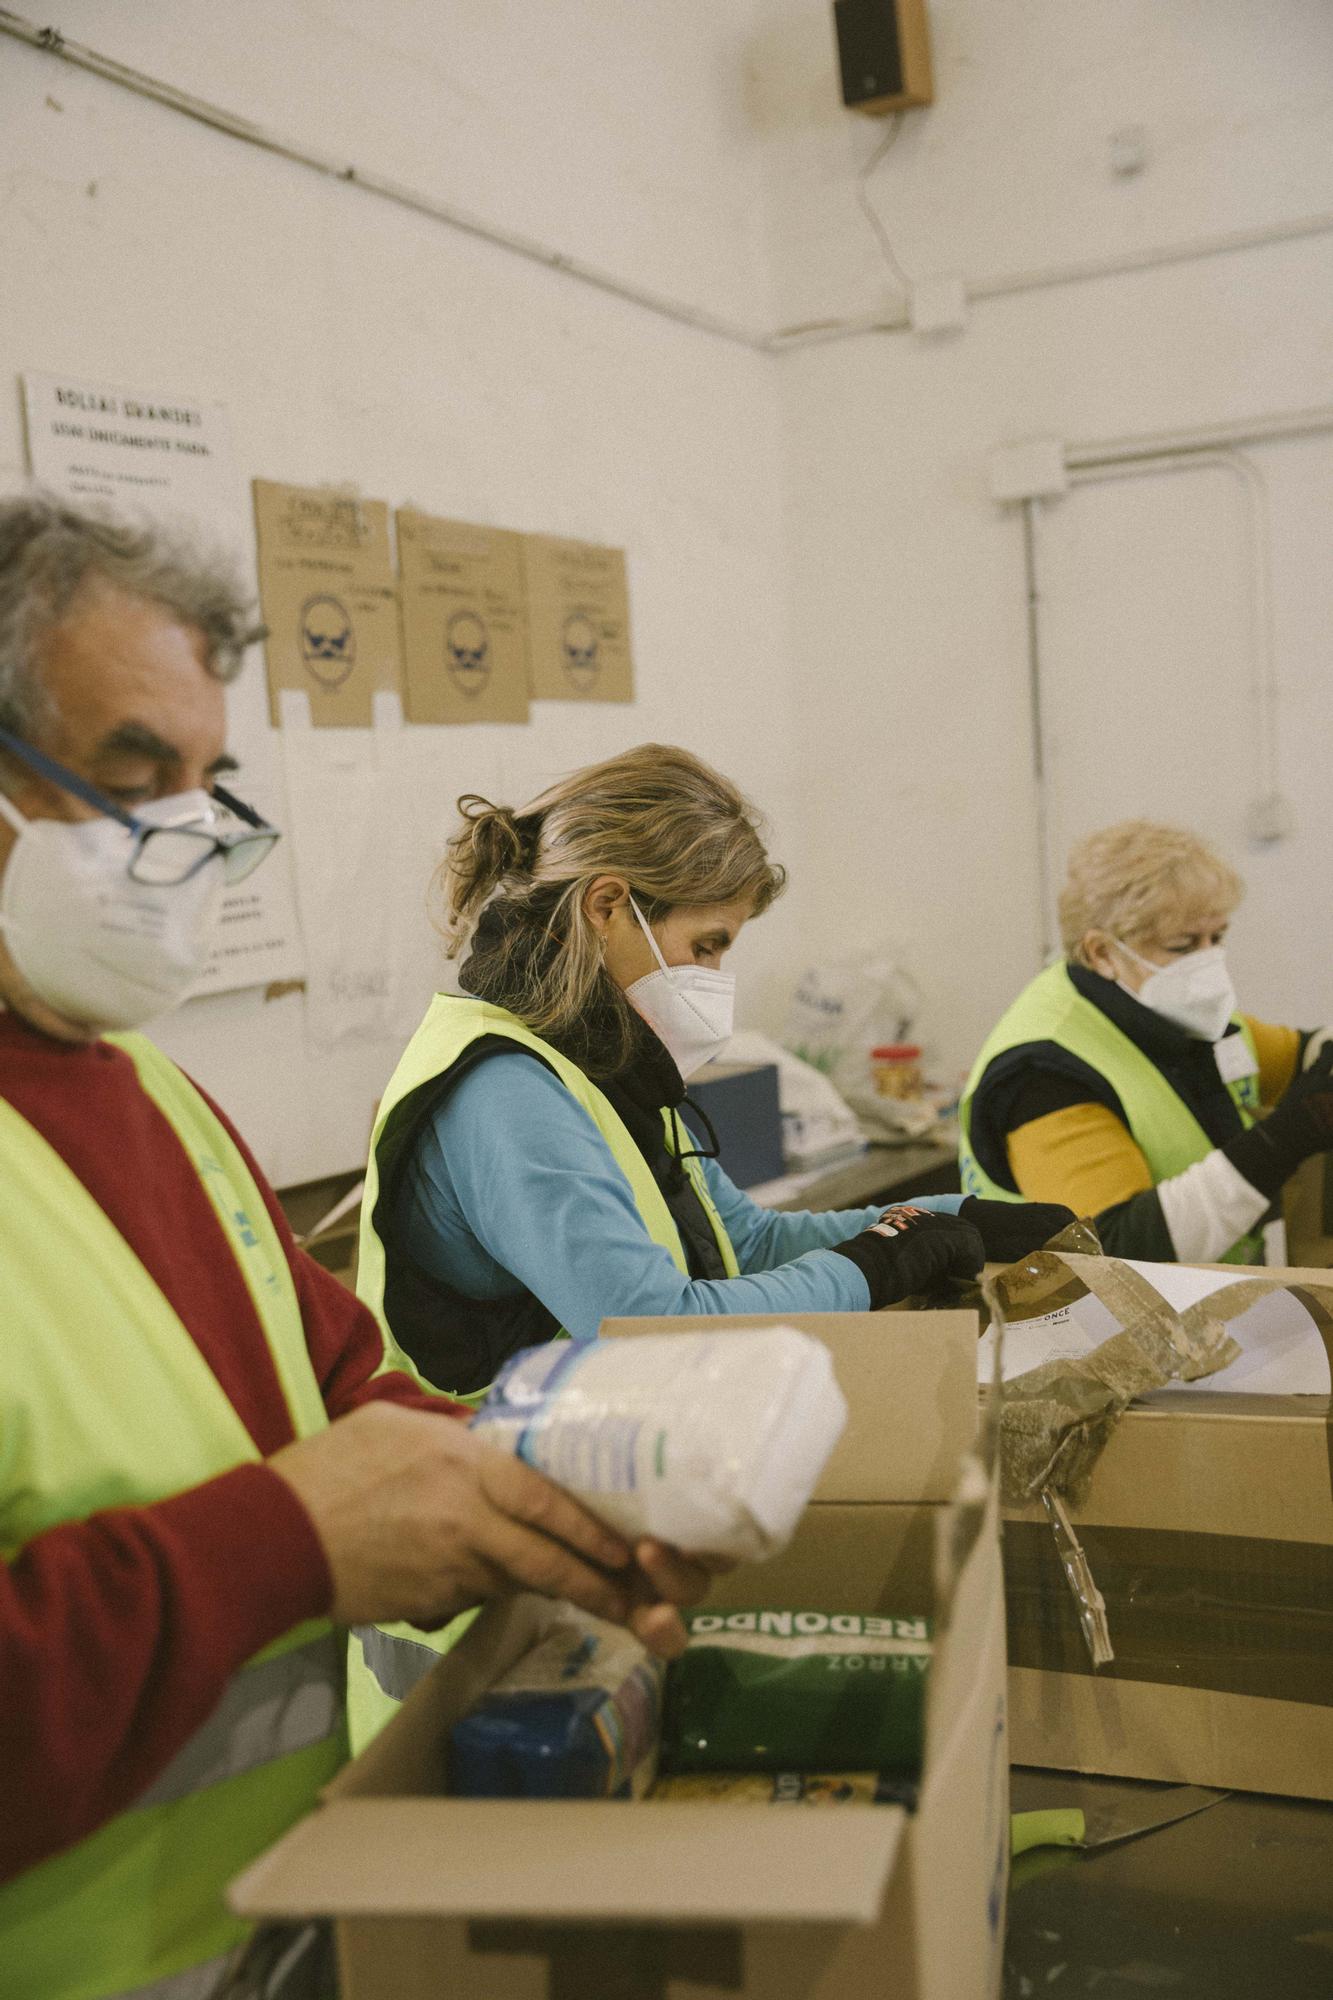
[
  {"left": 662, "top": 1609, "right": 932, "bottom": 1776},
  {"left": 652, "top": 1771, "right": 918, "bottom": 1807},
  {"left": 470, "top": 1328, "right": 847, "bottom": 1562},
  {"left": 449, "top": 1616, "right": 663, "bottom": 1799}
]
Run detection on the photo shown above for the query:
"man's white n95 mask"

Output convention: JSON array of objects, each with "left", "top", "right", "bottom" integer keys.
[{"left": 0, "top": 789, "right": 227, "bottom": 1031}]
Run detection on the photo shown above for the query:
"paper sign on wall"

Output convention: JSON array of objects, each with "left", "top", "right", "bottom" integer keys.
[
  {"left": 253, "top": 480, "right": 403, "bottom": 727},
  {"left": 21, "top": 370, "right": 305, "bottom": 996},
  {"left": 397, "top": 510, "right": 530, "bottom": 725},
  {"left": 523, "top": 533, "right": 634, "bottom": 703}
]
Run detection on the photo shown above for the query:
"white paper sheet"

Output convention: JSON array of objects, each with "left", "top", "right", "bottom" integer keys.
[
  {"left": 22, "top": 369, "right": 305, "bottom": 995},
  {"left": 977, "top": 1257, "right": 1331, "bottom": 1395},
  {"left": 277, "top": 708, "right": 445, "bottom": 1055}
]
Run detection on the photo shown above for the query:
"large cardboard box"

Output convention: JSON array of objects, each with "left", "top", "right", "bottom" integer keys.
[
  {"left": 233, "top": 1312, "right": 1009, "bottom": 1999},
  {"left": 1004, "top": 1263, "right": 1333, "bottom": 1800}
]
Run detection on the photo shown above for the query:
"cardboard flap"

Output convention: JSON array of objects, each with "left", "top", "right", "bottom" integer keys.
[
  {"left": 231, "top": 1797, "right": 906, "bottom": 1927},
  {"left": 1003, "top": 1392, "right": 1333, "bottom": 1541},
  {"left": 599, "top": 1310, "right": 979, "bottom": 1503}
]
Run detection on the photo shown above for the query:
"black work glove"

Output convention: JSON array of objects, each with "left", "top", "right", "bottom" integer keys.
[
  {"left": 830, "top": 1204, "right": 985, "bottom": 1309},
  {"left": 958, "top": 1196, "right": 1076, "bottom": 1263},
  {"left": 1227, "top": 1039, "right": 1333, "bottom": 1198}
]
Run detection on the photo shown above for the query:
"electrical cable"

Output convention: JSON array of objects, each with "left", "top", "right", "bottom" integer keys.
[
  {"left": 5, "top": 9, "right": 1333, "bottom": 354},
  {"left": 853, "top": 111, "right": 913, "bottom": 299}
]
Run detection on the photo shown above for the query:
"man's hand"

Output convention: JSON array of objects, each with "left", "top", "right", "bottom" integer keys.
[{"left": 269, "top": 1403, "right": 711, "bottom": 1658}]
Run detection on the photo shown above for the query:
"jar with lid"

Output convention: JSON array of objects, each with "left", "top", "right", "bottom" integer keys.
[{"left": 870, "top": 1043, "right": 924, "bottom": 1101}]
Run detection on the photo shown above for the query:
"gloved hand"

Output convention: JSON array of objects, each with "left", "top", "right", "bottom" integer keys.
[
  {"left": 1229, "top": 1039, "right": 1333, "bottom": 1195},
  {"left": 959, "top": 1197, "right": 1077, "bottom": 1263},
  {"left": 830, "top": 1204, "right": 985, "bottom": 1309}
]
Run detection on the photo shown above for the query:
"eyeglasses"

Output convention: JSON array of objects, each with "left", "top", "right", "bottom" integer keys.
[{"left": 0, "top": 727, "right": 280, "bottom": 886}]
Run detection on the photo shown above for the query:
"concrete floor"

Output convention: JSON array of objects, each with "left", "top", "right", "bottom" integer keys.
[{"left": 1005, "top": 1769, "right": 1333, "bottom": 1998}]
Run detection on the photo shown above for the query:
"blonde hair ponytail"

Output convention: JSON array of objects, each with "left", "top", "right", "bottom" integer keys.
[{"left": 441, "top": 795, "right": 536, "bottom": 953}]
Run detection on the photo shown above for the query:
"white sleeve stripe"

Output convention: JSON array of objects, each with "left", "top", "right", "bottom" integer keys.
[{"left": 1156, "top": 1148, "right": 1268, "bottom": 1264}]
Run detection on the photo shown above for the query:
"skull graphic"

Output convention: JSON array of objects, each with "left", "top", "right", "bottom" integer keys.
[
  {"left": 298, "top": 595, "right": 356, "bottom": 690},
  {"left": 561, "top": 611, "right": 600, "bottom": 691},
  {"left": 445, "top": 609, "right": 491, "bottom": 697}
]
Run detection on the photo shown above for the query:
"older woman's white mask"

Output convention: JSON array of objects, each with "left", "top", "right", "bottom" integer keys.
[
  {"left": 1113, "top": 936, "right": 1237, "bottom": 1043},
  {"left": 623, "top": 897, "right": 735, "bottom": 1079}
]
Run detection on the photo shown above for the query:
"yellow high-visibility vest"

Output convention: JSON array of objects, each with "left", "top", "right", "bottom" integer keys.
[
  {"left": 0, "top": 1033, "right": 346, "bottom": 2000},
  {"left": 959, "top": 961, "right": 1264, "bottom": 1264},
  {"left": 347, "top": 994, "right": 741, "bottom": 1749}
]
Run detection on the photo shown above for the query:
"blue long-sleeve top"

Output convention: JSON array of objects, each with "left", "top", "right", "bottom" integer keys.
[{"left": 396, "top": 1049, "right": 963, "bottom": 1341}]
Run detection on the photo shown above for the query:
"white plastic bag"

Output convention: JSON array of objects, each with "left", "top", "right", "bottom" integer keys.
[
  {"left": 471, "top": 1327, "right": 848, "bottom": 1562},
  {"left": 723, "top": 1028, "right": 862, "bottom": 1170},
  {"left": 784, "top": 947, "right": 919, "bottom": 1099}
]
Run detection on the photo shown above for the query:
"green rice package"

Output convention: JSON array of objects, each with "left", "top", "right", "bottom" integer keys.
[{"left": 662, "top": 1609, "right": 932, "bottom": 1777}]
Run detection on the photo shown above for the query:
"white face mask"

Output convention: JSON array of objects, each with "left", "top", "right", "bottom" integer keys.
[
  {"left": 622, "top": 896, "right": 735, "bottom": 1081},
  {"left": 0, "top": 790, "right": 227, "bottom": 1031},
  {"left": 1112, "top": 936, "right": 1237, "bottom": 1043}
]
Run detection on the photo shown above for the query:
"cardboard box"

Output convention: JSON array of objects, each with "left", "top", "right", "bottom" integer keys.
[
  {"left": 232, "top": 1312, "right": 1009, "bottom": 1999},
  {"left": 1004, "top": 1261, "right": 1333, "bottom": 1798}
]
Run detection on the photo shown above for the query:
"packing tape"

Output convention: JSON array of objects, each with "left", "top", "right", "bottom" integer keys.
[
  {"left": 1004, "top": 1519, "right": 1333, "bottom": 1707},
  {"left": 997, "top": 1256, "right": 1333, "bottom": 1507}
]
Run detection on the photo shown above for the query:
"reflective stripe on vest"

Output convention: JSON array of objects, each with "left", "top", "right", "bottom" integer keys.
[
  {"left": 134, "top": 1631, "right": 343, "bottom": 1812},
  {"left": 0, "top": 1036, "right": 346, "bottom": 2000},
  {"left": 352, "top": 1622, "right": 448, "bottom": 1704},
  {"left": 124, "top": 1951, "right": 235, "bottom": 2000},
  {"left": 959, "top": 961, "right": 1264, "bottom": 1263},
  {"left": 344, "top": 995, "right": 743, "bottom": 1753},
  {"left": 121, "top": 1914, "right": 331, "bottom": 2000}
]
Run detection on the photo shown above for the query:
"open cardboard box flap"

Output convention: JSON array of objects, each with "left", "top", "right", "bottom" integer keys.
[
  {"left": 599, "top": 1309, "right": 980, "bottom": 1505},
  {"left": 232, "top": 1796, "right": 906, "bottom": 1928},
  {"left": 232, "top": 1570, "right": 912, "bottom": 1929}
]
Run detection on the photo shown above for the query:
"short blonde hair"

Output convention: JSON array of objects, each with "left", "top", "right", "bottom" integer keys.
[{"left": 1060, "top": 821, "right": 1243, "bottom": 967}]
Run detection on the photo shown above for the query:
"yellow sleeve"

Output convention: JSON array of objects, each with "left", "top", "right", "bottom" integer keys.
[
  {"left": 1240, "top": 1015, "right": 1300, "bottom": 1108},
  {"left": 1006, "top": 1102, "right": 1155, "bottom": 1215}
]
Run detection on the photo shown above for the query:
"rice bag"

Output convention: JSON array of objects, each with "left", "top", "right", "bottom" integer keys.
[
  {"left": 470, "top": 1328, "right": 847, "bottom": 1561},
  {"left": 449, "top": 1614, "right": 663, "bottom": 1799},
  {"left": 662, "top": 1608, "right": 932, "bottom": 1776}
]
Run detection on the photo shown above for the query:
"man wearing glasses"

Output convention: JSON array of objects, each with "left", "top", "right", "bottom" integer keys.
[{"left": 0, "top": 496, "right": 706, "bottom": 2000}]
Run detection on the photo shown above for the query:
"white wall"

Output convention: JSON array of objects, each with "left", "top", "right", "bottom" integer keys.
[
  {"left": 5, "top": 0, "right": 1333, "bottom": 1175},
  {"left": 0, "top": 5, "right": 798, "bottom": 1184},
  {"left": 753, "top": 0, "right": 1333, "bottom": 1079}
]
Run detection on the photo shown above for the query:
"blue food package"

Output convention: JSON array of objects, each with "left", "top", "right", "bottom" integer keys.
[{"left": 449, "top": 1617, "right": 664, "bottom": 1800}]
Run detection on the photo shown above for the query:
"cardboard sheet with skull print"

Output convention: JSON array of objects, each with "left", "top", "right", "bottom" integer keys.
[
  {"left": 253, "top": 480, "right": 404, "bottom": 727},
  {"left": 396, "top": 509, "right": 530, "bottom": 725},
  {"left": 523, "top": 532, "right": 634, "bottom": 702}
]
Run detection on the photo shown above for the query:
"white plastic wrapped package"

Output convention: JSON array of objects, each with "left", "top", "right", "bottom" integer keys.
[{"left": 471, "top": 1327, "right": 848, "bottom": 1563}]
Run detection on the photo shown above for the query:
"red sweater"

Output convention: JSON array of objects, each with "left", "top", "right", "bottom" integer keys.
[{"left": 0, "top": 1013, "right": 459, "bottom": 1882}]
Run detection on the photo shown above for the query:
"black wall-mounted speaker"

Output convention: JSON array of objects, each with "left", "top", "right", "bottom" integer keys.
[{"left": 833, "top": 0, "right": 934, "bottom": 114}]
